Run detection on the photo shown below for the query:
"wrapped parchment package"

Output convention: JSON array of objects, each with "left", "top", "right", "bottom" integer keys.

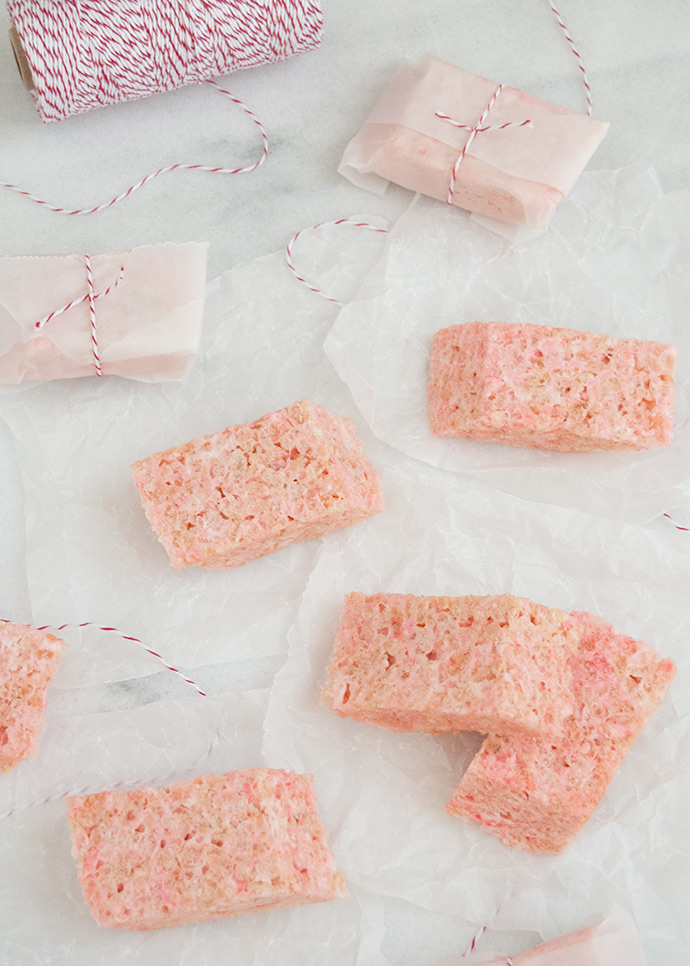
[
  {"left": 0, "top": 243, "right": 208, "bottom": 383},
  {"left": 469, "top": 905, "right": 647, "bottom": 966},
  {"left": 339, "top": 55, "right": 609, "bottom": 240}
]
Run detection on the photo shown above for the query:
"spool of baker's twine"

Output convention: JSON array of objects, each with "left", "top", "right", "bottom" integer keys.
[
  {"left": 1, "top": 0, "right": 322, "bottom": 212},
  {"left": 7, "top": 0, "right": 323, "bottom": 122}
]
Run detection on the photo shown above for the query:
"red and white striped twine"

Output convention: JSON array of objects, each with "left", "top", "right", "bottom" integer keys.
[
  {"left": 437, "top": 0, "right": 593, "bottom": 207},
  {"left": 2, "top": 0, "right": 323, "bottom": 212},
  {"left": 34, "top": 258, "right": 125, "bottom": 377},
  {"left": 435, "top": 114, "right": 534, "bottom": 136},
  {"left": 462, "top": 922, "right": 517, "bottom": 963},
  {"left": 547, "top": 0, "right": 593, "bottom": 116},
  {"left": 463, "top": 923, "right": 488, "bottom": 955},
  {"left": 285, "top": 219, "right": 389, "bottom": 305},
  {"left": 83, "top": 255, "right": 100, "bottom": 376},
  {"left": 437, "top": 86, "right": 532, "bottom": 206},
  {"left": 31, "top": 621, "right": 207, "bottom": 697},
  {"left": 0, "top": 733, "right": 219, "bottom": 820},
  {"left": 1, "top": 82, "right": 269, "bottom": 215},
  {"left": 664, "top": 513, "right": 690, "bottom": 533},
  {"left": 8, "top": 0, "right": 322, "bottom": 122}
]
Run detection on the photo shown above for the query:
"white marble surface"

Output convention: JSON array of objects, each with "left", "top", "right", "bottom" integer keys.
[{"left": 0, "top": 1, "right": 689, "bottom": 964}]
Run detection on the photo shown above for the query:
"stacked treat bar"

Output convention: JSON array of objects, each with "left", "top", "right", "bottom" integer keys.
[{"left": 324, "top": 593, "right": 675, "bottom": 854}]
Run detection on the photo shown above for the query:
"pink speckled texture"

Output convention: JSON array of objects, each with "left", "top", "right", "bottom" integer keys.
[
  {"left": 324, "top": 593, "right": 577, "bottom": 738},
  {"left": 339, "top": 55, "right": 608, "bottom": 236},
  {"left": 131, "top": 400, "right": 385, "bottom": 570},
  {"left": 0, "top": 620, "right": 67, "bottom": 771},
  {"left": 447, "top": 612, "right": 676, "bottom": 854},
  {"left": 428, "top": 321, "right": 677, "bottom": 452},
  {"left": 66, "top": 768, "right": 347, "bottom": 931}
]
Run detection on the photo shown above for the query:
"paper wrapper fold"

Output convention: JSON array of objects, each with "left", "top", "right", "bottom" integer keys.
[
  {"left": 0, "top": 243, "right": 208, "bottom": 383},
  {"left": 469, "top": 905, "right": 647, "bottom": 965},
  {"left": 339, "top": 55, "right": 609, "bottom": 240}
]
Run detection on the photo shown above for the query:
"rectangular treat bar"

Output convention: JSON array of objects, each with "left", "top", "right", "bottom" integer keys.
[
  {"left": 339, "top": 55, "right": 609, "bottom": 240},
  {"left": 131, "top": 400, "right": 385, "bottom": 570},
  {"left": 472, "top": 905, "right": 648, "bottom": 966},
  {"left": 0, "top": 620, "right": 67, "bottom": 771},
  {"left": 323, "top": 593, "right": 577, "bottom": 738},
  {"left": 446, "top": 612, "right": 676, "bottom": 854},
  {"left": 66, "top": 768, "right": 347, "bottom": 930},
  {"left": 428, "top": 321, "right": 676, "bottom": 452}
]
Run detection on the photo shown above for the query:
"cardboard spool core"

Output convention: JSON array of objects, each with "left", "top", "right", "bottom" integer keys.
[{"left": 9, "top": 27, "right": 35, "bottom": 91}]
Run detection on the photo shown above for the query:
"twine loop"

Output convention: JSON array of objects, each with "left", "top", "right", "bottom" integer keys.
[{"left": 285, "top": 219, "right": 389, "bottom": 305}]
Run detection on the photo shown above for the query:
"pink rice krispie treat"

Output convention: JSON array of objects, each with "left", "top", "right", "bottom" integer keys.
[
  {"left": 67, "top": 768, "right": 347, "bottom": 930},
  {"left": 428, "top": 321, "right": 676, "bottom": 452},
  {"left": 132, "top": 399, "right": 385, "bottom": 570},
  {"left": 324, "top": 593, "right": 578, "bottom": 738},
  {"left": 447, "top": 611, "right": 676, "bottom": 854},
  {"left": 0, "top": 620, "right": 67, "bottom": 772}
]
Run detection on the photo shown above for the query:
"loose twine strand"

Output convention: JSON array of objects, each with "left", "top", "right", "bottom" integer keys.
[
  {"left": 1, "top": 81, "right": 269, "bottom": 215},
  {"left": 0, "top": 618, "right": 206, "bottom": 697},
  {"left": 463, "top": 921, "right": 516, "bottom": 963},
  {"left": 0, "top": 619, "right": 211, "bottom": 818},
  {"left": 664, "top": 513, "right": 690, "bottom": 533},
  {"left": 285, "top": 219, "right": 389, "bottom": 305},
  {"left": 547, "top": 0, "right": 593, "bottom": 116},
  {"left": 36, "top": 621, "right": 207, "bottom": 696},
  {"left": 0, "top": 733, "right": 220, "bottom": 820}
]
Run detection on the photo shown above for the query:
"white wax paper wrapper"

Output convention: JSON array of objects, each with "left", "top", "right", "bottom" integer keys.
[
  {"left": 339, "top": 54, "right": 608, "bottom": 241},
  {"left": 325, "top": 166, "right": 690, "bottom": 523},
  {"left": 0, "top": 222, "right": 388, "bottom": 686},
  {"left": 0, "top": 688, "right": 390, "bottom": 966},
  {"left": 0, "top": 243, "right": 208, "bottom": 383},
  {"left": 262, "top": 454, "right": 690, "bottom": 959},
  {"left": 462, "top": 905, "right": 647, "bottom": 966}
]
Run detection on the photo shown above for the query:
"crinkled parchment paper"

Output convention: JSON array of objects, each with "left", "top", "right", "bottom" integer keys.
[
  {"left": 0, "top": 221, "right": 388, "bottom": 685},
  {"left": 325, "top": 167, "right": 690, "bottom": 523},
  {"left": 0, "top": 688, "right": 389, "bottom": 966},
  {"left": 263, "top": 453, "right": 690, "bottom": 961}
]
